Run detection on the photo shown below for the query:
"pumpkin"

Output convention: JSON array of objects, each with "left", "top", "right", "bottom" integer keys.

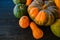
[
  {"left": 50, "top": 19, "right": 60, "bottom": 37},
  {"left": 13, "top": 3, "right": 27, "bottom": 18},
  {"left": 30, "top": 22, "right": 43, "bottom": 39},
  {"left": 13, "top": 0, "right": 26, "bottom": 4},
  {"left": 13, "top": 0, "right": 32, "bottom": 5},
  {"left": 26, "top": 0, "right": 33, "bottom": 6},
  {"left": 19, "top": 16, "right": 30, "bottom": 28},
  {"left": 28, "top": 0, "right": 58, "bottom": 26},
  {"left": 54, "top": 0, "right": 60, "bottom": 9}
]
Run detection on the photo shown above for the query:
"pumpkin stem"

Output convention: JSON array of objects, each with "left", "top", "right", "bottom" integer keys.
[
  {"left": 35, "top": 0, "right": 43, "bottom": 6},
  {"left": 42, "top": 4, "right": 47, "bottom": 9},
  {"left": 20, "top": 6, "right": 22, "bottom": 8},
  {"left": 42, "top": 1, "right": 53, "bottom": 9}
]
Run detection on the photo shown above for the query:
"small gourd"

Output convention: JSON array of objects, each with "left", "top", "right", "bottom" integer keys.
[
  {"left": 19, "top": 16, "right": 30, "bottom": 28},
  {"left": 30, "top": 22, "right": 43, "bottom": 39}
]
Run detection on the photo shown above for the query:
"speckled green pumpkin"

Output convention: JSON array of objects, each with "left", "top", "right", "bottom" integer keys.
[
  {"left": 13, "top": 0, "right": 26, "bottom": 4},
  {"left": 13, "top": 3, "right": 27, "bottom": 18}
]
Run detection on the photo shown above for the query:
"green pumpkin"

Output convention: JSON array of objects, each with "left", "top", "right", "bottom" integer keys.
[
  {"left": 28, "top": 0, "right": 58, "bottom": 26},
  {"left": 13, "top": 0, "right": 26, "bottom": 4},
  {"left": 50, "top": 19, "right": 60, "bottom": 37},
  {"left": 13, "top": 3, "right": 27, "bottom": 18}
]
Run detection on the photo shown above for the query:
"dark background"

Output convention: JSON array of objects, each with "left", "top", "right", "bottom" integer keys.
[{"left": 0, "top": 0, "right": 60, "bottom": 40}]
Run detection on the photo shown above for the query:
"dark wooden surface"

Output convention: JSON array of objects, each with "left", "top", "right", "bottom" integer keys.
[{"left": 0, "top": 0, "right": 60, "bottom": 40}]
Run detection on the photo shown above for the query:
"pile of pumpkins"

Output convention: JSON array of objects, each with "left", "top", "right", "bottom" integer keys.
[{"left": 13, "top": 0, "right": 60, "bottom": 39}]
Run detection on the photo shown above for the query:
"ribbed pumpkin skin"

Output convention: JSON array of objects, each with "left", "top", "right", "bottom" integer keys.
[
  {"left": 13, "top": 3, "right": 27, "bottom": 18},
  {"left": 29, "top": 7, "right": 39, "bottom": 20},
  {"left": 34, "top": 10, "right": 48, "bottom": 25},
  {"left": 28, "top": 0, "right": 58, "bottom": 26},
  {"left": 49, "top": 0, "right": 60, "bottom": 19},
  {"left": 28, "top": 1, "right": 42, "bottom": 12},
  {"left": 13, "top": 0, "right": 26, "bottom": 4},
  {"left": 44, "top": 10, "right": 55, "bottom": 26}
]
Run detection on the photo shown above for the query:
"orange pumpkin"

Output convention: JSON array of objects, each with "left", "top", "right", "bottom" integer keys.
[
  {"left": 19, "top": 16, "right": 30, "bottom": 28},
  {"left": 30, "top": 22, "right": 43, "bottom": 39},
  {"left": 54, "top": 0, "right": 60, "bottom": 9}
]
